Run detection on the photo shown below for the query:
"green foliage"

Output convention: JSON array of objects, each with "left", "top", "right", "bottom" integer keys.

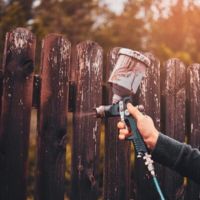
[
  {"left": 148, "top": 0, "right": 200, "bottom": 64},
  {"left": 94, "top": 1, "right": 147, "bottom": 52},
  {"left": 0, "top": 0, "right": 33, "bottom": 65},
  {"left": 32, "top": 0, "right": 100, "bottom": 43},
  {"left": 1, "top": 0, "right": 200, "bottom": 65}
]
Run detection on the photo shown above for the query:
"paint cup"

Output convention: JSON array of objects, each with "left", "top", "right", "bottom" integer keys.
[{"left": 108, "top": 48, "right": 151, "bottom": 103}]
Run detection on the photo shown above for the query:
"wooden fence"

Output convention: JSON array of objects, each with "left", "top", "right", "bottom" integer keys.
[{"left": 0, "top": 27, "right": 200, "bottom": 200}]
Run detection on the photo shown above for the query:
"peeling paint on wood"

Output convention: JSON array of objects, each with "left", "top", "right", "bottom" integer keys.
[
  {"left": 139, "top": 52, "right": 161, "bottom": 128},
  {"left": 0, "top": 27, "right": 35, "bottom": 200},
  {"left": 185, "top": 64, "right": 200, "bottom": 199},
  {"left": 8, "top": 28, "right": 34, "bottom": 55},
  {"left": 36, "top": 34, "right": 71, "bottom": 200},
  {"left": 0, "top": 70, "right": 3, "bottom": 115},
  {"left": 71, "top": 41, "right": 103, "bottom": 200},
  {"left": 162, "top": 58, "right": 186, "bottom": 200},
  {"left": 1, "top": 27, "right": 200, "bottom": 199}
]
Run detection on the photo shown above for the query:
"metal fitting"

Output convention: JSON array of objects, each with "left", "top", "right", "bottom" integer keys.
[{"left": 119, "top": 48, "right": 151, "bottom": 67}]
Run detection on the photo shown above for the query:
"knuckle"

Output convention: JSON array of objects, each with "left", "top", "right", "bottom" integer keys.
[{"left": 119, "top": 129, "right": 127, "bottom": 134}]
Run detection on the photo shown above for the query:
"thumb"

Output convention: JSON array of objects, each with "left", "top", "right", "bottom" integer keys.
[{"left": 127, "top": 103, "right": 144, "bottom": 121}]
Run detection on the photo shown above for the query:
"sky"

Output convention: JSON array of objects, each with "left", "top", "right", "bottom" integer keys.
[
  {"left": 101, "top": 0, "right": 128, "bottom": 14},
  {"left": 103, "top": 0, "right": 200, "bottom": 14}
]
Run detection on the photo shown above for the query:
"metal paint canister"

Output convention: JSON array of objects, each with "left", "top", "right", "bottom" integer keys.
[{"left": 108, "top": 48, "right": 151, "bottom": 103}]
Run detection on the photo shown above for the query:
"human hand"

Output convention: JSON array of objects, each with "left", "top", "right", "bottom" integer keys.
[{"left": 117, "top": 103, "right": 159, "bottom": 150}]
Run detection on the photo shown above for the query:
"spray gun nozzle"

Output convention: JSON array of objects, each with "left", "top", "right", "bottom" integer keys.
[
  {"left": 94, "top": 104, "right": 118, "bottom": 118},
  {"left": 94, "top": 106, "right": 106, "bottom": 118}
]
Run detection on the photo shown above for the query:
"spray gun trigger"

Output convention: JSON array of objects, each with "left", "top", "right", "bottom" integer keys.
[
  {"left": 119, "top": 101, "right": 125, "bottom": 122},
  {"left": 124, "top": 109, "right": 130, "bottom": 116}
]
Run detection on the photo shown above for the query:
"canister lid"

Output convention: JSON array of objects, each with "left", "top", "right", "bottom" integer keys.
[{"left": 118, "top": 48, "right": 151, "bottom": 67}]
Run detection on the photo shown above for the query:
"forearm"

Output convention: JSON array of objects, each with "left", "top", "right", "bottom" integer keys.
[{"left": 152, "top": 133, "right": 200, "bottom": 184}]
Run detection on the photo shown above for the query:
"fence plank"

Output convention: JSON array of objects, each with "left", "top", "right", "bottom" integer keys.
[
  {"left": 71, "top": 41, "right": 103, "bottom": 200},
  {"left": 185, "top": 64, "right": 200, "bottom": 199},
  {"left": 36, "top": 34, "right": 71, "bottom": 200},
  {"left": 32, "top": 74, "right": 41, "bottom": 108},
  {"left": 104, "top": 48, "right": 131, "bottom": 200},
  {"left": 0, "top": 69, "right": 3, "bottom": 115},
  {"left": 162, "top": 59, "right": 186, "bottom": 200},
  {"left": 0, "top": 27, "right": 35, "bottom": 200},
  {"left": 133, "top": 53, "right": 161, "bottom": 200}
]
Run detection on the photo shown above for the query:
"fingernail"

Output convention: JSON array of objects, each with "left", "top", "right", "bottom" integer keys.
[{"left": 119, "top": 134, "right": 125, "bottom": 140}]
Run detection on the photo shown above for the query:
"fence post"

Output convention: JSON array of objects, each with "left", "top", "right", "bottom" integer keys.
[
  {"left": 32, "top": 74, "right": 41, "bottom": 108},
  {"left": 71, "top": 41, "right": 103, "bottom": 200},
  {"left": 36, "top": 34, "right": 71, "bottom": 200},
  {"left": 104, "top": 48, "right": 131, "bottom": 200},
  {"left": 185, "top": 64, "right": 200, "bottom": 199},
  {"left": 162, "top": 59, "right": 186, "bottom": 199},
  {"left": 133, "top": 53, "right": 161, "bottom": 199},
  {"left": 0, "top": 69, "right": 3, "bottom": 115},
  {"left": 0, "top": 27, "right": 35, "bottom": 200}
]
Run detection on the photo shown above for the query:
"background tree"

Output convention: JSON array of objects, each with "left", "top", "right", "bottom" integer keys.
[
  {"left": 0, "top": 0, "right": 34, "bottom": 66},
  {"left": 149, "top": 0, "right": 200, "bottom": 64},
  {"left": 32, "top": 0, "right": 108, "bottom": 43},
  {"left": 94, "top": 1, "right": 148, "bottom": 52}
]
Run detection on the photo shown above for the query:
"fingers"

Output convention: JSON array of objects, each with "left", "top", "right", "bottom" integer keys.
[
  {"left": 119, "top": 134, "right": 125, "bottom": 140},
  {"left": 119, "top": 129, "right": 129, "bottom": 135},
  {"left": 127, "top": 103, "right": 144, "bottom": 121},
  {"left": 118, "top": 126, "right": 130, "bottom": 140},
  {"left": 117, "top": 121, "right": 126, "bottom": 129},
  {"left": 118, "top": 121, "right": 130, "bottom": 140}
]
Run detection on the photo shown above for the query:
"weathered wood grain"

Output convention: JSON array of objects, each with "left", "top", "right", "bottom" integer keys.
[
  {"left": 0, "top": 27, "right": 35, "bottom": 200},
  {"left": 1, "top": 26, "right": 200, "bottom": 200},
  {"left": 162, "top": 59, "right": 186, "bottom": 200},
  {"left": 185, "top": 64, "right": 200, "bottom": 199},
  {"left": 32, "top": 74, "right": 41, "bottom": 108},
  {"left": 0, "top": 69, "right": 3, "bottom": 115},
  {"left": 36, "top": 34, "right": 71, "bottom": 200},
  {"left": 104, "top": 47, "right": 131, "bottom": 200},
  {"left": 71, "top": 41, "right": 103, "bottom": 200}
]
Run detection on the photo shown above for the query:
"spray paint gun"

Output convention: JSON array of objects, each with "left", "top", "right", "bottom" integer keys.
[
  {"left": 95, "top": 48, "right": 155, "bottom": 173},
  {"left": 95, "top": 48, "right": 165, "bottom": 200},
  {"left": 96, "top": 48, "right": 150, "bottom": 156}
]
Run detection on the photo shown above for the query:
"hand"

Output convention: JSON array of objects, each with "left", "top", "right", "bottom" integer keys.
[{"left": 117, "top": 103, "right": 159, "bottom": 150}]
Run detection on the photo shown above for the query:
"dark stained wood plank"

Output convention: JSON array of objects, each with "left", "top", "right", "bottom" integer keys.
[
  {"left": 71, "top": 41, "right": 103, "bottom": 200},
  {"left": 134, "top": 52, "right": 162, "bottom": 200},
  {"left": 0, "top": 69, "right": 3, "bottom": 115},
  {"left": 104, "top": 47, "right": 131, "bottom": 200},
  {"left": 185, "top": 64, "right": 200, "bottom": 199},
  {"left": 139, "top": 53, "right": 161, "bottom": 128},
  {"left": 32, "top": 74, "right": 41, "bottom": 108},
  {"left": 0, "top": 27, "right": 35, "bottom": 200},
  {"left": 162, "top": 58, "right": 186, "bottom": 200},
  {"left": 36, "top": 34, "right": 71, "bottom": 200}
]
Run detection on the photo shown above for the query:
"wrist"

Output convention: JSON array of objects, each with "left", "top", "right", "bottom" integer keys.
[{"left": 144, "top": 129, "right": 159, "bottom": 150}]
